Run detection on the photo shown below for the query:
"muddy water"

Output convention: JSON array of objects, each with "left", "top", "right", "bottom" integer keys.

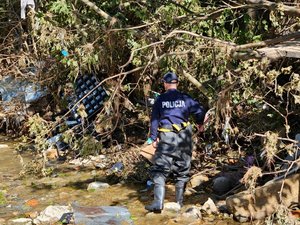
[{"left": 0, "top": 137, "right": 244, "bottom": 225}]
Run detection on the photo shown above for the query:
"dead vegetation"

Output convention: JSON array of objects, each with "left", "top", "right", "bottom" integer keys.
[{"left": 0, "top": 0, "right": 300, "bottom": 222}]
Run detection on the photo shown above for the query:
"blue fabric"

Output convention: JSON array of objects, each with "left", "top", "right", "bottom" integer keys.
[
  {"left": 61, "top": 49, "right": 69, "bottom": 57},
  {"left": 149, "top": 89, "right": 206, "bottom": 141}
]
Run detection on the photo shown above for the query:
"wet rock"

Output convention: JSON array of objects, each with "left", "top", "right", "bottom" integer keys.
[
  {"left": 139, "top": 195, "right": 150, "bottom": 201},
  {"left": 33, "top": 205, "right": 72, "bottom": 225},
  {"left": 87, "top": 181, "right": 110, "bottom": 190},
  {"left": 215, "top": 200, "right": 228, "bottom": 213},
  {"left": 0, "top": 144, "right": 9, "bottom": 148},
  {"left": 189, "top": 173, "right": 209, "bottom": 188},
  {"left": 7, "top": 218, "right": 32, "bottom": 225},
  {"left": 164, "top": 202, "right": 181, "bottom": 212},
  {"left": 201, "top": 198, "right": 218, "bottom": 215},
  {"left": 226, "top": 173, "right": 300, "bottom": 222},
  {"left": 182, "top": 206, "right": 202, "bottom": 219}
]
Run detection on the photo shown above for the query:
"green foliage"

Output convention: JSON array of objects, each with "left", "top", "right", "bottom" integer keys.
[
  {"left": 63, "top": 130, "right": 102, "bottom": 157},
  {"left": 48, "top": 0, "right": 76, "bottom": 25},
  {"left": 26, "top": 115, "right": 51, "bottom": 152}
]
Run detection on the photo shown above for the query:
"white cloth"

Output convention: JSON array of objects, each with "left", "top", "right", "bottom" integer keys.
[{"left": 21, "top": 0, "right": 35, "bottom": 19}]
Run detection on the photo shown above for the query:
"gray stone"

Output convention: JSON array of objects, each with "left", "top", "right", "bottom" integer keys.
[
  {"left": 8, "top": 218, "right": 32, "bottom": 225},
  {"left": 182, "top": 206, "right": 202, "bottom": 219},
  {"left": 87, "top": 181, "right": 110, "bottom": 190},
  {"left": 201, "top": 198, "right": 218, "bottom": 215},
  {"left": 164, "top": 202, "right": 181, "bottom": 212},
  {"left": 33, "top": 205, "right": 72, "bottom": 225},
  {"left": 189, "top": 173, "right": 209, "bottom": 188}
]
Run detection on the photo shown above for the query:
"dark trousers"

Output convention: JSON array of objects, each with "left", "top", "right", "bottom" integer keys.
[{"left": 150, "top": 125, "right": 193, "bottom": 187}]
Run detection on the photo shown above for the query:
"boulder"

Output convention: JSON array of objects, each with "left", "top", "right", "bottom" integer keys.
[
  {"left": 201, "top": 198, "right": 218, "bottom": 215},
  {"left": 182, "top": 206, "right": 202, "bottom": 219},
  {"left": 226, "top": 173, "right": 300, "bottom": 222},
  {"left": 87, "top": 182, "right": 110, "bottom": 190},
  {"left": 33, "top": 205, "right": 72, "bottom": 225},
  {"left": 164, "top": 202, "right": 181, "bottom": 212},
  {"left": 189, "top": 173, "right": 209, "bottom": 188},
  {"left": 8, "top": 218, "right": 32, "bottom": 225}
]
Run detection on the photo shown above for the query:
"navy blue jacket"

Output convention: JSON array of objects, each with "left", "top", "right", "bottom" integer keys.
[{"left": 149, "top": 89, "right": 206, "bottom": 141}]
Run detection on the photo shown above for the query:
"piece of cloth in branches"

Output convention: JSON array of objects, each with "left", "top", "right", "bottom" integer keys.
[{"left": 21, "top": 0, "right": 35, "bottom": 19}]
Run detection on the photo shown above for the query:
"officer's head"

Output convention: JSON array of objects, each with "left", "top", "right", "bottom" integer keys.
[{"left": 162, "top": 72, "right": 178, "bottom": 90}]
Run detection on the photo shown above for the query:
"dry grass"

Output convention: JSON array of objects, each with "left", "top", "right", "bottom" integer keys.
[
  {"left": 241, "top": 166, "right": 262, "bottom": 193},
  {"left": 264, "top": 131, "right": 279, "bottom": 167}
]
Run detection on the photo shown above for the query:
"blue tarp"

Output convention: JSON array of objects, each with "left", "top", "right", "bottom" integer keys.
[{"left": 0, "top": 76, "right": 47, "bottom": 104}]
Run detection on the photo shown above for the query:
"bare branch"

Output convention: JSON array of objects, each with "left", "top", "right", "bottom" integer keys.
[
  {"left": 79, "top": 0, "right": 118, "bottom": 26},
  {"left": 182, "top": 70, "right": 209, "bottom": 97},
  {"left": 231, "top": 31, "right": 300, "bottom": 53},
  {"left": 244, "top": 0, "right": 300, "bottom": 16},
  {"left": 166, "top": 30, "right": 236, "bottom": 48}
]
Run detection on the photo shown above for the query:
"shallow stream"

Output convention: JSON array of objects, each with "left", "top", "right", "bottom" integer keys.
[{"left": 0, "top": 136, "right": 245, "bottom": 225}]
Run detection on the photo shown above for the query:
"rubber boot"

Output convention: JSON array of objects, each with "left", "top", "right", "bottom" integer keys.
[
  {"left": 175, "top": 185, "right": 185, "bottom": 207},
  {"left": 145, "top": 185, "right": 165, "bottom": 213}
]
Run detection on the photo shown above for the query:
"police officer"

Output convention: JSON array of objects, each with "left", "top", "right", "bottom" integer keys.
[{"left": 145, "top": 71, "right": 207, "bottom": 213}]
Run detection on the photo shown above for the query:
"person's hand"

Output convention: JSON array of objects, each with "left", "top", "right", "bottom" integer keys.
[
  {"left": 197, "top": 111, "right": 211, "bottom": 133},
  {"left": 152, "top": 140, "right": 158, "bottom": 148}
]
